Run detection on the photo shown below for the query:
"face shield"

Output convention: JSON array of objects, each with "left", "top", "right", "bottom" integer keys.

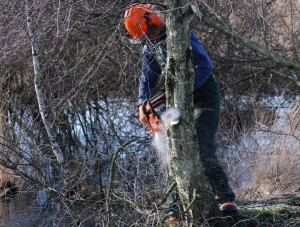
[
  {"left": 127, "top": 26, "right": 163, "bottom": 45},
  {"left": 127, "top": 34, "right": 147, "bottom": 45}
]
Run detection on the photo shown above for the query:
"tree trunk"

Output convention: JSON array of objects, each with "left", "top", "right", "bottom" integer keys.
[
  {"left": 25, "top": 0, "right": 64, "bottom": 198},
  {"left": 164, "top": 1, "right": 217, "bottom": 223},
  {"left": 25, "top": 0, "right": 64, "bottom": 164}
]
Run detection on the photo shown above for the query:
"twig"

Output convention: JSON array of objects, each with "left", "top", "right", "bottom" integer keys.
[
  {"left": 183, "top": 189, "right": 197, "bottom": 214},
  {"left": 105, "top": 139, "right": 135, "bottom": 212},
  {"left": 156, "top": 181, "right": 177, "bottom": 209}
]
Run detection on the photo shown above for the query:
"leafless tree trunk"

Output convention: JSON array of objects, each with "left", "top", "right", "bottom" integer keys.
[
  {"left": 25, "top": 0, "right": 64, "bottom": 164},
  {"left": 164, "top": 0, "right": 217, "bottom": 223}
]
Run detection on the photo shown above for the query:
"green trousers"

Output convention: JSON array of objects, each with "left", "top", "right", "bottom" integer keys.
[{"left": 194, "top": 75, "right": 235, "bottom": 203}]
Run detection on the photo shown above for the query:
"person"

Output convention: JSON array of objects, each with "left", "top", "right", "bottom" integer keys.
[{"left": 124, "top": 3, "right": 238, "bottom": 217}]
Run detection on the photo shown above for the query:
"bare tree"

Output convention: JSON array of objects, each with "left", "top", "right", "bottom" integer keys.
[
  {"left": 25, "top": 0, "right": 64, "bottom": 164},
  {"left": 163, "top": 0, "right": 218, "bottom": 223}
]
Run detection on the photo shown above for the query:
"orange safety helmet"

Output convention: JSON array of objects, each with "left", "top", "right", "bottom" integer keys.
[{"left": 124, "top": 4, "right": 163, "bottom": 42}]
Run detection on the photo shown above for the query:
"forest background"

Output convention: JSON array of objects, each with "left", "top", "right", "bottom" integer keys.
[{"left": 0, "top": 0, "right": 299, "bottom": 226}]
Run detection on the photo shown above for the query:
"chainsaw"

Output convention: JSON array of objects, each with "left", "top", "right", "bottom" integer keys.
[{"left": 142, "top": 88, "right": 180, "bottom": 133}]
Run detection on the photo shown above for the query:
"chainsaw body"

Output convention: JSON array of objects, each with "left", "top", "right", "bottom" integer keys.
[{"left": 142, "top": 88, "right": 180, "bottom": 133}]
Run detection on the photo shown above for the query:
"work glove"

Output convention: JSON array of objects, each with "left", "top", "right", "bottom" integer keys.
[{"left": 139, "top": 105, "right": 149, "bottom": 126}]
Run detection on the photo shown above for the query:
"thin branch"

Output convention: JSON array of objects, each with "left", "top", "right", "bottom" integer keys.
[
  {"left": 155, "top": 181, "right": 177, "bottom": 209},
  {"left": 105, "top": 139, "right": 135, "bottom": 212}
]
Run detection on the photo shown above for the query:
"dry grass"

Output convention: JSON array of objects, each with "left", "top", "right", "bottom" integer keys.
[
  {"left": 0, "top": 168, "right": 21, "bottom": 190},
  {"left": 230, "top": 98, "right": 300, "bottom": 199}
]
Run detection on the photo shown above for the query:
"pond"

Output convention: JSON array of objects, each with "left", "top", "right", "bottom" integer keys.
[{"left": 0, "top": 190, "right": 61, "bottom": 226}]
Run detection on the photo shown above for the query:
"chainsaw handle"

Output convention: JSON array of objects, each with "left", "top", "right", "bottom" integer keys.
[{"left": 140, "top": 88, "right": 166, "bottom": 133}]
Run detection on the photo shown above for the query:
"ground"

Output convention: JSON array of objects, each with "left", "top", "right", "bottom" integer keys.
[
  {"left": 163, "top": 193, "right": 300, "bottom": 226},
  {"left": 230, "top": 193, "right": 300, "bottom": 227},
  {"left": 1, "top": 188, "right": 300, "bottom": 226}
]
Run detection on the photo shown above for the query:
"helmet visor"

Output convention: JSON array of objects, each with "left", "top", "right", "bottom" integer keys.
[{"left": 128, "top": 34, "right": 147, "bottom": 45}]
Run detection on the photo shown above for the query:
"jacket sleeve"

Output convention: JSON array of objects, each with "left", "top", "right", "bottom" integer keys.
[
  {"left": 138, "top": 51, "right": 161, "bottom": 105},
  {"left": 190, "top": 32, "right": 213, "bottom": 89}
]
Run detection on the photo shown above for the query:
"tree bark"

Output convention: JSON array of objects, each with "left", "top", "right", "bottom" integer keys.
[{"left": 164, "top": 1, "right": 217, "bottom": 223}]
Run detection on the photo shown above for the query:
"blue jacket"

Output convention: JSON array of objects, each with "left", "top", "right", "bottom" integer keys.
[{"left": 138, "top": 31, "right": 213, "bottom": 105}]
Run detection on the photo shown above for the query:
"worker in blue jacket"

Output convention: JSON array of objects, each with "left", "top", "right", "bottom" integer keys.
[{"left": 124, "top": 4, "right": 237, "bottom": 217}]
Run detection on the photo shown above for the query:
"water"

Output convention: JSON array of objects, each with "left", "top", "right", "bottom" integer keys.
[
  {"left": 0, "top": 192, "right": 38, "bottom": 226},
  {"left": 0, "top": 190, "right": 62, "bottom": 227},
  {"left": 1, "top": 96, "right": 298, "bottom": 223}
]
